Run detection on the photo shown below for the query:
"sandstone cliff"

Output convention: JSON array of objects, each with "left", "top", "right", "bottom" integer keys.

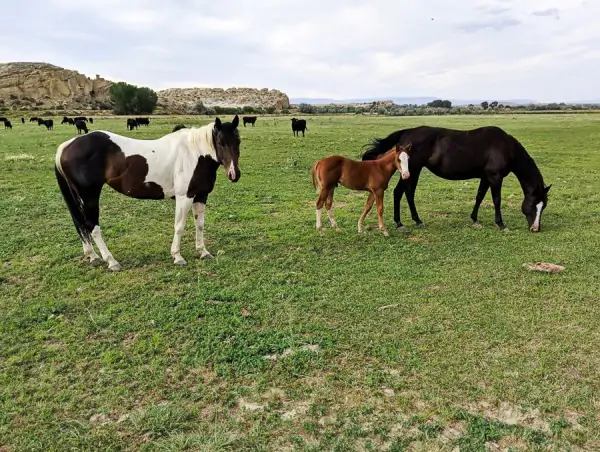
[
  {"left": 0, "top": 62, "right": 291, "bottom": 112},
  {"left": 157, "top": 87, "right": 290, "bottom": 112},
  {"left": 0, "top": 62, "right": 112, "bottom": 110}
]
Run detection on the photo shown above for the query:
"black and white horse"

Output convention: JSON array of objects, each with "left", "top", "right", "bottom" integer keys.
[{"left": 54, "top": 115, "right": 242, "bottom": 271}]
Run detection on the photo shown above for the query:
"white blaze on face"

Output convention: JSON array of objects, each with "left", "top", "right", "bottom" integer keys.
[
  {"left": 399, "top": 152, "right": 410, "bottom": 180},
  {"left": 531, "top": 201, "right": 544, "bottom": 231},
  {"left": 227, "top": 160, "right": 236, "bottom": 180}
]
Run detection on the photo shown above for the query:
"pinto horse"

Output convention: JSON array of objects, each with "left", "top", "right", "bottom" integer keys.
[
  {"left": 54, "top": 115, "right": 242, "bottom": 271},
  {"left": 361, "top": 125, "right": 551, "bottom": 232},
  {"left": 311, "top": 144, "right": 412, "bottom": 237}
]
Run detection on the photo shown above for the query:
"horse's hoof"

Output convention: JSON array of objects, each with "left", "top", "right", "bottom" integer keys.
[
  {"left": 472, "top": 222, "right": 483, "bottom": 229},
  {"left": 396, "top": 225, "right": 407, "bottom": 231},
  {"left": 200, "top": 251, "right": 214, "bottom": 260},
  {"left": 416, "top": 222, "right": 425, "bottom": 228},
  {"left": 89, "top": 256, "right": 103, "bottom": 265},
  {"left": 108, "top": 262, "right": 122, "bottom": 272},
  {"left": 382, "top": 231, "right": 390, "bottom": 237},
  {"left": 173, "top": 256, "right": 187, "bottom": 265}
]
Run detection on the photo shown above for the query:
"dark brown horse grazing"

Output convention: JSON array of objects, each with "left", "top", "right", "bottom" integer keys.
[
  {"left": 311, "top": 144, "right": 412, "bottom": 237},
  {"left": 54, "top": 116, "right": 241, "bottom": 271},
  {"left": 361, "top": 125, "right": 551, "bottom": 232}
]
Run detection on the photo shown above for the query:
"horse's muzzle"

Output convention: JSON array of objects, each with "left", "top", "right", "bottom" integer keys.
[
  {"left": 228, "top": 169, "right": 241, "bottom": 182},
  {"left": 401, "top": 170, "right": 410, "bottom": 180}
]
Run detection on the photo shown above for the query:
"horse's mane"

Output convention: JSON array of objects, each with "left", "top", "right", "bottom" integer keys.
[
  {"left": 361, "top": 129, "right": 408, "bottom": 161},
  {"left": 184, "top": 122, "right": 218, "bottom": 161}
]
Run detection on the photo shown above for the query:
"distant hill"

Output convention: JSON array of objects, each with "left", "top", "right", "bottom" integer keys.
[
  {"left": 0, "top": 62, "right": 291, "bottom": 112},
  {"left": 290, "top": 96, "right": 539, "bottom": 106}
]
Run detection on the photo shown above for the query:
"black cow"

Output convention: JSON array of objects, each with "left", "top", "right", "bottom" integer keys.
[
  {"left": 291, "top": 118, "right": 308, "bottom": 137},
  {"left": 89, "top": 117, "right": 94, "bottom": 124},
  {"left": 62, "top": 116, "right": 75, "bottom": 125},
  {"left": 75, "top": 119, "right": 88, "bottom": 134},
  {"left": 30, "top": 117, "right": 39, "bottom": 122},
  {"left": 135, "top": 117, "right": 150, "bottom": 127},
  {"left": 172, "top": 124, "right": 187, "bottom": 132},
  {"left": 38, "top": 119, "right": 54, "bottom": 130},
  {"left": 127, "top": 118, "right": 139, "bottom": 130},
  {"left": 243, "top": 116, "right": 257, "bottom": 127},
  {"left": 21, "top": 117, "right": 25, "bottom": 124},
  {"left": 74, "top": 116, "right": 88, "bottom": 122},
  {"left": 3, "top": 119, "right": 12, "bottom": 129}
]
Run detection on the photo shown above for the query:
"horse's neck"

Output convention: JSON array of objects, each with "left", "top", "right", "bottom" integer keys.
[
  {"left": 378, "top": 152, "right": 398, "bottom": 178},
  {"left": 513, "top": 152, "right": 543, "bottom": 196}
]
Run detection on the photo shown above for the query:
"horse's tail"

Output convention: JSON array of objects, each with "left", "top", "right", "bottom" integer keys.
[
  {"left": 311, "top": 160, "right": 321, "bottom": 192},
  {"left": 54, "top": 141, "right": 92, "bottom": 243}
]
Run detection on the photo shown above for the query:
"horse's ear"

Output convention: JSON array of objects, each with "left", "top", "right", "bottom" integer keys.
[
  {"left": 545, "top": 184, "right": 552, "bottom": 193},
  {"left": 232, "top": 115, "right": 239, "bottom": 128},
  {"left": 215, "top": 117, "right": 222, "bottom": 130}
]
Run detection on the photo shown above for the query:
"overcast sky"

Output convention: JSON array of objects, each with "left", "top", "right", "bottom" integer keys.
[{"left": 1, "top": 0, "right": 597, "bottom": 102}]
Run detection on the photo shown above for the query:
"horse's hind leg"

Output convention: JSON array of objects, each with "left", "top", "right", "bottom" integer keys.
[
  {"left": 315, "top": 188, "right": 330, "bottom": 233},
  {"left": 358, "top": 192, "right": 375, "bottom": 233},
  {"left": 470, "top": 178, "right": 489, "bottom": 227},
  {"left": 393, "top": 180, "right": 406, "bottom": 228},
  {"left": 83, "top": 186, "right": 121, "bottom": 271},
  {"left": 325, "top": 191, "right": 340, "bottom": 231}
]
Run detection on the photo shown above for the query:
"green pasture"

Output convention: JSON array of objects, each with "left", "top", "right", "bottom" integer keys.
[{"left": 1, "top": 113, "right": 599, "bottom": 451}]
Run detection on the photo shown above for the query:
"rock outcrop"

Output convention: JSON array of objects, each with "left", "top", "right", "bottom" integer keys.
[
  {"left": 0, "top": 62, "right": 291, "bottom": 112},
  {"left": 0, "top": 62, "right": 112, "bottom": 110},
  {"left": 157, "top": 87, "right": 290, "bottom": 112}
]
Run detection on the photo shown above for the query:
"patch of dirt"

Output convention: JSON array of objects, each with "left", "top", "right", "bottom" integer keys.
[
  {"left": 334, "top": 202, "right": 349, "bottom": 208},
  {"left": 264, "top": 344, "right": 321, "bottom": 361},
  {"left": 439, "top": 421, "right": 467, "bottom": 444},
  {"left": 4, "top": 154, "right": 34, "bottom": 161},
  {"left": 122, "top": 332, "right": 137, "bottom": 346},
  {"left": 464, "top": 401, "right": 550, "bottom": 432}
]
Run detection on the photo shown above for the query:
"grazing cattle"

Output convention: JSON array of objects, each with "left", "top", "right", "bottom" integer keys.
[
  {"left": 62, "top": 116, "right": 75, "bottom": 125},
  {"left": 21, "top": 117, "right": 25, "bottom": 124},
  {"left": 291, "top": 118, "right": 308, "bottom": 137},
  {"left": 242, "top": 116, "right": 257, "bottom": 127},
  {"left": 38, "top": 119, "right": 54, "bottom": 130},
  {"left": 89, "top": 117, "right": 94, "bottom": 124},
  {"left": 54, "top": 115, "right": 242, "bottom": 271},
  {"left": 0, "top": 117, "right": 7, "bottom": 122},
  {"left": 312, "top": 144, "right": 412, "bottom": 237},
  {"left": 74, "top": 116, "right": 88, "bottom": 122},
  {"left": 136, "top": 117, "right": 150, "bottom": 127},
  {"left": 361, "top": 125, "right": 552, "bottom": 232},
  {"left": 126, "top": 118, "right": 138, "bottom": 130},
  {"left": 172, "top": 124, "right": 187, "bottom": 132},
  {"left": 3, "top": 119, "right": 12, "bottom": 129},
  {"left": 30, "top": 117, "right": 39, "bottom": 122},
  {"left": 75, "top": 119, "right": 88, "bottom": 134}
]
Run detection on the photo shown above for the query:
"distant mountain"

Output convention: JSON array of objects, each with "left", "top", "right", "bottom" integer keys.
[{"left": 290, "top": 96, "right": 540, "bottom": 106}]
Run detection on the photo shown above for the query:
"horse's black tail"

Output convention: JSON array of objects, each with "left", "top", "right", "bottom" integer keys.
[{"left": 54, "top": 165, "right": 92, "bottom": 243}]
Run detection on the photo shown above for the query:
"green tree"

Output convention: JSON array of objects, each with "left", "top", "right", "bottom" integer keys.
[
  {"left": 490, "top": 101, "right": 499, "bottom": 109},
  {"left": 481, "top": 101, "right": 489, "bottom": 110},
  {"left": 109, "top": 82, "right": 158, "bottom": 115}
]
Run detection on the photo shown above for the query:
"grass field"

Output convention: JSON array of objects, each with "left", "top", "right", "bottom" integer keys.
[{"left": 1, "top": 113, "right": 599, "bottom": 451}]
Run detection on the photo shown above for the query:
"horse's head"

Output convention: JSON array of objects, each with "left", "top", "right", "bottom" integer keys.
[
  {"left": 213, "top": 115, "right": 241, "bottom": 182},
  {"left": 394, "top": 142, "right": 412, "bottom": 180},
  {"left": 522, "top": 184, "right": 551, "bottom": 232}
]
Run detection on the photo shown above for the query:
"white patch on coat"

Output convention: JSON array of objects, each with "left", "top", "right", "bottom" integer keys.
[
  {"left": 531, "top": 201, "right": 544, "bottom": 231},
  {"left": 399, "top": 151, "right": 410, "bottom": 179}
]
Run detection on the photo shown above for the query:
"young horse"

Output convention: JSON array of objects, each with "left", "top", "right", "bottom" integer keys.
[
  {"left": 54, "top": 115, "right": 242, "bottom": 271},
  {"left": 361, "top": 125, "right": 551, "bottom": 232},
  {"left": 311, "top": 144, "right": 412, "bottom": 237}
]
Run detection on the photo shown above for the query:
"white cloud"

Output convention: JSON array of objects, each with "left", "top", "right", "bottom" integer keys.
[{"left": 0, "top": 0, "right": 598, "bottom": 102}]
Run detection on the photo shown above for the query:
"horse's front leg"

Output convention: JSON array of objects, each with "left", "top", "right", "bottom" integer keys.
[
  {"left": 171, "top": 195, "right": 193, "bottom": 265},
  {"left": 192, "top": 195, "right": 213, "bottom": 259},
  {"left": 393, "top": 180, "right": 406, "bottom": 229},
  {"left": 404, "top": 169, "right": 424, "bottom": 227},
  {"left": 375, "top": 190, "right": 389, "bottom": 237}
]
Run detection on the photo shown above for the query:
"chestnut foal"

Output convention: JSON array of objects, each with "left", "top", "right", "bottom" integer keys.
[{"left": 311, "top": 143, "right": 412, "bottom": 237}]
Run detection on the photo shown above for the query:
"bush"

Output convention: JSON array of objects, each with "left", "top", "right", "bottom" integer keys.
[
  {"left": 242, "top": 106, "right": 255, "bottom": 114},
  {"left": 109, "top": 82, "right": 158, "bottom": 115}
]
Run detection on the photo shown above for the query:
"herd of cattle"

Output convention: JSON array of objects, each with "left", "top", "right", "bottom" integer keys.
[{"left": 0, "top": 114, "right": 310, "bottom": 137}]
